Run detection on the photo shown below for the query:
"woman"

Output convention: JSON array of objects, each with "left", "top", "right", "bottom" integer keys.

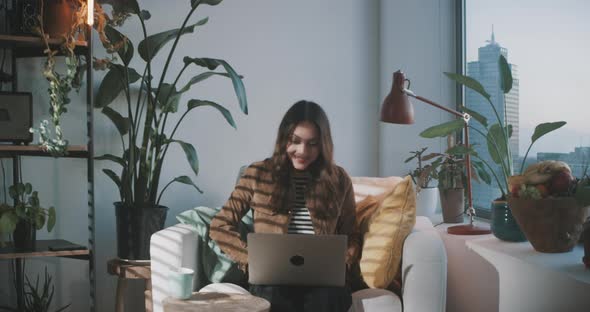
[{"left": 210, "top": 100, "right": 359, "bottom": 312}]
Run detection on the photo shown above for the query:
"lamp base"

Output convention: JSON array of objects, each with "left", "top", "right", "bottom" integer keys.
[{"left": 447, "top": 223, "right": 491, "bottom": 235}]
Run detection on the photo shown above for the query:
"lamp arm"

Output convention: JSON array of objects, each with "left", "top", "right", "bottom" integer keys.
[{"left": 403, "top": 89, "right": 466, "bottom": 119}]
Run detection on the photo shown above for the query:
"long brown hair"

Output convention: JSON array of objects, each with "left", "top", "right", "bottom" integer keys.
[{"left": 269, "top": 100, "right": 340, "bottom": 218}]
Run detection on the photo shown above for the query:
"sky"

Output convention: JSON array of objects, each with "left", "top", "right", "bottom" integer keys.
[{"left": 466, "top": 0, "right": 590, "bottom": 156}]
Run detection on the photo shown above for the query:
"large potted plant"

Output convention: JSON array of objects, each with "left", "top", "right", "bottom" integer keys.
[
  {"left": 0, "top": 183, "right": 56, "bottom": 250},
  {"left": 93, "top": 0, "right": 248, "bottom": 259},
  {"left": 420, "top": 54, "right": 566, "bottom": 241}
]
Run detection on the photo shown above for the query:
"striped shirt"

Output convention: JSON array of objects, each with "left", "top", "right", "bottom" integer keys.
[{"left": 288, "top": 172, "right": 315, "bottom": 234}]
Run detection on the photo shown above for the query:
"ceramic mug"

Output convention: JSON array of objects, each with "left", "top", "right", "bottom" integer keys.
[{"left": 168, "top": 267, "right": 194, "bottom": 299}]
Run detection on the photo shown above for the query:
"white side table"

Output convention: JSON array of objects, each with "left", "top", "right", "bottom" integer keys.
[{"left": 467, "top": 237, "right": 590, "bottom": 312}]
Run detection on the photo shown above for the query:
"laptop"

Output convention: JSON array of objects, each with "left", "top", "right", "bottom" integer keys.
[{"left": 247, "top": 233, "right": 347, "bottom": 287}]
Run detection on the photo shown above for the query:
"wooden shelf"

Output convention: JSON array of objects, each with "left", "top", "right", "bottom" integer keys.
[
  {"left": 0, "top": 144, "right": 89, "bottom": 158},
  {"left": 0, "top": 239, "right": 89, "bottom": 260},
  {"left": 0, "top": 34, "right": 88, "bottom": 58}
]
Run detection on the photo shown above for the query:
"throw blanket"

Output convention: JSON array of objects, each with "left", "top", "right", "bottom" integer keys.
[{"left": 176, "top": 206, "right": 253, "bottom": 285}]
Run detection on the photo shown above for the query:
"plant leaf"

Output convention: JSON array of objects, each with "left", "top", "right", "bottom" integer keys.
[
  {"left": 15, "top": 203, "right": 26, "bottom": 218},
  {"left": 16, "top": 183, "right": 25, "bottom": 196},
  {"left": 461, "top": 106, "right": 488, "bottom": 128},
  {"left": 531, "top": 121, "right": 566, "bottom": 143},
  {"left": 178, "top": 72, "right": 231, "bottom": 93},
  {"left": 184, "top": 57, "right": 248, "bottom": 114},
  {"left": 34, "top": 213, "right": 45, "bottom": 230},
  {"left": 487, "top": 123, "right": 509, "bottom": 165},
  {"left": 420, "top": 119, "right": 464, "bottom": 138},
  {"left": 8, "top": 185, "right": 16, "bottom": 199},
  {"left": 104, "top": 25, "right": 134, "bottom": 66},
  {"left": 444, "top": 72, "right": 490, "bottom": 101},
  {"left": 138, "top": 17, "right": 209, "bottom": 62},
  {"left": 101, "top": 106, "right": 130, "bottom": 136},
  {"left": 0, "top": 211, "right": 18, "bottom": 233},
  {"left": 194, "top": 0, "right": 223, "bottom": 8},
  {"left": 446, "top": 144, "right": 476, "bottom": 156},
  {"left": 499, "top": 55, "right": 513, "bottom": 94},
  {"left": 421, "top": 153, "right": 442, "bottom": 161},
  {"left": 171, "top": 140, "right": 199, "bottom": 176},
  {"left": 170, "top": 175, "right": 203, "bottom": 193},
  {"left": 187, "top": 100, "right": 236, "bottom": 129},
  {"left": 473, "top": 161, "right": 492, "bottom": 185},
  {"left": 139, "top": 10, "right": 151, "bottom": 20},
  {"left": 404, "top": 155, "right": 417, "bottom": 163},
  {"left": 95, "top": 154, "right": 126, "bottom": 166},
  {"left": 95, "top": 65, "right": 141, "bottom": 108},
  {"left": 24, "top": 183, "right": 32, "bottom": 195},
  {"left": 157, "top": 83, "right": 181, "bottom": 113},
  {"left": 47, "top": 207, "right": 56, "bottom": 232},
  {"left": 102, "top": 169, "right": 122, "bottom": 189}
]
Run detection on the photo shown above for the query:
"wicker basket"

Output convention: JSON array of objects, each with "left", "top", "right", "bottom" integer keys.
[{"left": 508, "top": 197, "right": 589, "bottom": 253}]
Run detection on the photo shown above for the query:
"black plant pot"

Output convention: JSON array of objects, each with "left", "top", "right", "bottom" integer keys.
[
  {"left": 13, "top": 220, "right": 36, "bottom": 251},
  {"left": 115, "top": 202, "right": 168, "bottom": 260}
]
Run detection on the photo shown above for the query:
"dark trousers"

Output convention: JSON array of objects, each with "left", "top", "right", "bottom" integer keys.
[{"left": 250, "top": 284, "right": 352, "bottom": 312}]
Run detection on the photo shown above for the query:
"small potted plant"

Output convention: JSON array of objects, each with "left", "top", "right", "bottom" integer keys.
[
  {"left": 507, "top": 161, "right": 590, "bottom": 253},
  {"left": 405, "top": 147, "right": 439, "bottom": 217},
  {"left": 0, "top": 183, "right": 56, "bottom": 250},
  {"left": 422, "top": 139, "right": 490, "bottom": 223}
]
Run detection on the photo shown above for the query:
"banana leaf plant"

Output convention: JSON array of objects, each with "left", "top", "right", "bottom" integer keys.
[
  {"left": 419, "top": 55, "right": 565, "bottom": 199},
  {"left": 94, "top": 0, "right": 247, "bottom": 210}
]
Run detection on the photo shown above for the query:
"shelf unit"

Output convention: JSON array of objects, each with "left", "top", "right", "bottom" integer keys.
[{"left": 0, "top": 30, "right": 95, "bottom": 312}]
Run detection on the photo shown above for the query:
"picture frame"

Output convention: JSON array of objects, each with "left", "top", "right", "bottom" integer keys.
[{"left": 0, "top": 91, "right": 33, "bottom": 144}]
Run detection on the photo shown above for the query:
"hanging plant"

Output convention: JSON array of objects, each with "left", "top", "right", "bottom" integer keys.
[{"left": 29, "top": 0, "right": 90, "bottom": 157}]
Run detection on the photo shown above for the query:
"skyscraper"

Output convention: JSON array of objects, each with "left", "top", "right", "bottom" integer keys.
[{"left": 466, "top": 31, "right": 520, "bottom": 210}]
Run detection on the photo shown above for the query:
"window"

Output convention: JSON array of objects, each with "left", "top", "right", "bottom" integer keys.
[{"left": 463, "top": 0, "right": 590, "bottom": 216}]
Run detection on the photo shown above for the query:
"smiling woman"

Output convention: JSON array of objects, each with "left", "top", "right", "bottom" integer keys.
[{"left": 209, "top": 100, "right": 358, "bottom": 311}]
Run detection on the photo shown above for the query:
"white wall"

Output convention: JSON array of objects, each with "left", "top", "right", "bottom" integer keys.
[
  {"left": 379, "top": 0, "right": 458, "bottom": 178},
  {"left": 0, "top": 0, "right": 458, "bottom": 311}
]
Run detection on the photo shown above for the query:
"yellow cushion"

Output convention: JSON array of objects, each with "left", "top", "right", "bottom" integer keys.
[
  {"left": 351, "top": 176, "right": 403, "bottom": 203},
  {"left": 359, "top": 175, "right": 417, "bottom": 289}
]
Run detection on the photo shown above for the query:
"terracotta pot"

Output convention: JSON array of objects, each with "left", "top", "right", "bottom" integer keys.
[
  {"left": 43, "top": 0, "right": 77, "bottom": 38},
  {"left": 439, "top": 188, "right": 464, "bottom": 223},
  {"left": 508, "top": 197, "right": 589, "bottom": 253}
]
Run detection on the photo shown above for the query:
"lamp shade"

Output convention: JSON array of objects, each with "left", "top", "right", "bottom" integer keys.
[{"left": 380, "top": 70, "right": 415, "bottom": 124}]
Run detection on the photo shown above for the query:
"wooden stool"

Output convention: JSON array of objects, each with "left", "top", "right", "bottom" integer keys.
[
  {"left": 163, "top": 292, "right": 270, "bottom": 312},
  {"left": 107, "top": 258, "right": 152, "bottom": 312}
]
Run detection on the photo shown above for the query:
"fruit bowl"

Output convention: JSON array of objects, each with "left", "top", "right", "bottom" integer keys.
[{"left": 508, "top": 197, "right": 589, "bottom": 253}]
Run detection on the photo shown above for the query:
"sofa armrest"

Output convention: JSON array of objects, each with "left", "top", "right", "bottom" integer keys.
[
  {"left": 150, "top": 223, "right": 199, "bottom": 312},
  {"left": 401, "top": 216, "right": 447, "bottom": 312}
]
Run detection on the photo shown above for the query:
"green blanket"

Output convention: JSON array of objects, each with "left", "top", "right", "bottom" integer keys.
[{"left": 176, "top": 206, "right": 253, "bottom": 287}]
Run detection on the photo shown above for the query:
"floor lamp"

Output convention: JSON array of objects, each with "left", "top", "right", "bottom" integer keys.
[{"left": 381, "top": 70, "right": 490, "bottom": 235}]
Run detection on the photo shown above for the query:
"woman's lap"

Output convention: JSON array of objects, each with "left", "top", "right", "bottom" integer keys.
[{"left": 250, "top": 284, "right": 352, "bottom": 312}]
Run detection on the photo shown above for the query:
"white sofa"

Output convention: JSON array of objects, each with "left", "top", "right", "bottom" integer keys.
[{"left": 150, "top": 215, "right": 447, "bottom": 312}]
